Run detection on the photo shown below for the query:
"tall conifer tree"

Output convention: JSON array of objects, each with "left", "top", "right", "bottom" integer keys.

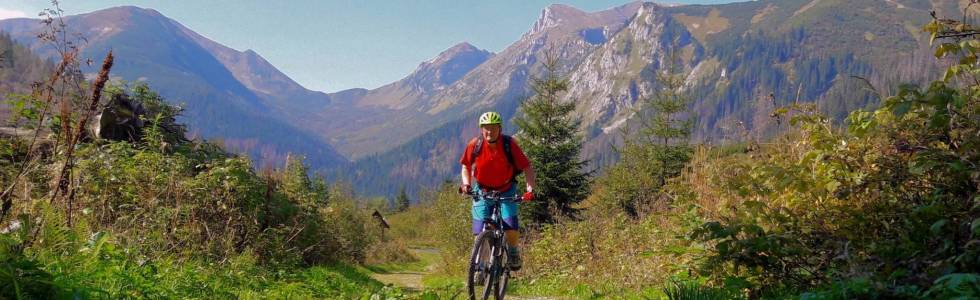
[
  {"left": 640, "top": 49, "right": 694, "bottom": 188},
  {"left": 599, "top": 47, "right": 694, "bottom": 218},
  {"left": 514, "top": 58, "right": 590, "bottom": 225},
  {"left": 395, "top": 185, "right": 410, "bottom": 212}
]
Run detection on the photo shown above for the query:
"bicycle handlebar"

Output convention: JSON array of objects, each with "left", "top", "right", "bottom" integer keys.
[{"left": 465, "top": 191, "right": 523, "bottom": 202}]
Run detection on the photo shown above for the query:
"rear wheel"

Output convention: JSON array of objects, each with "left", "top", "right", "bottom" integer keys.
[{"left": 468, "top": 231, "right": 496, "bottom": 300}]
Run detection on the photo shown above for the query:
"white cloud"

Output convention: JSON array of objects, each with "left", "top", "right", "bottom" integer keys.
[{"left": 0, "top": 8, "right": 28, "bottom": 20}]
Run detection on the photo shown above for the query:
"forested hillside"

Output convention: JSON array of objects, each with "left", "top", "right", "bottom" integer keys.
[{"left": 0, "top": 32, "right": 51, "bottom": 121}]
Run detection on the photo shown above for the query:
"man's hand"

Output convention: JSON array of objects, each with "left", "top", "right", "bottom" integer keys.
[
  {"left": 459, "top": 184, "right": 472, "bottom": 195},
  {"left": 522, "top": 191, "right": 534, "bottom": 202}
]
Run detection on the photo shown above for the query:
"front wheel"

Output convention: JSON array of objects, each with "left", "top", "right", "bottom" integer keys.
[
  {"left": 497, "top": 258, "right": 510, "bottom": 300},
  {"left": 468, "top": 231, "right": 497, "bottom": 300}
]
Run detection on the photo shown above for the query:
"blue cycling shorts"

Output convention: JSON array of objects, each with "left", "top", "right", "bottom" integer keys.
[{"left": 471, "top": 182, "right": 520, "bottom": 234}]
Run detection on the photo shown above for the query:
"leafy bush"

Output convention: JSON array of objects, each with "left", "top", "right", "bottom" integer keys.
[{"left": 685, "top": 19, "right": 980, "bottom": 296}]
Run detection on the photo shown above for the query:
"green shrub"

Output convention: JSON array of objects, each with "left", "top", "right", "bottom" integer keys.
[{"left": 689, "top": 32, "right": 980, "bottom": 295}]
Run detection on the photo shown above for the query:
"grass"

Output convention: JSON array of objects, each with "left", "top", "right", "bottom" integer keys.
[
  {"left": 421, "top": 274, "right": 464, "bottom": 290},
  {"left": 507, "top": 276, "right": 674, "bottom": 299},
  {"left": 364, "top": 259, "right": 428, "bottom": 274},
  {"left": 1, "top": 240, "right": 395, "bottom": 299}
]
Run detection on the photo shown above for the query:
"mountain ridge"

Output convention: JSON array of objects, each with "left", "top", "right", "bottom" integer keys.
[
  {"left": 341, "top": 0, "right": 953, "bottom": 196},
  {"left": 306, "top": 1, "right": 647, "bottom": 160},
  {"left": 0, "top": 5, "right": 348, "bottom": 169}
]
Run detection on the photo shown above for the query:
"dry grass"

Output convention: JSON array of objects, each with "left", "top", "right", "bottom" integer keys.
[
  {"left": 365, "top": 238, "right": 418, "bottom": 265},
  {"left": 520, "top": 206, "right": 699, "bottom": 293}
]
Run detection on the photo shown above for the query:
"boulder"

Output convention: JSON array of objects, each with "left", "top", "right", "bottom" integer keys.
[{"left": 93, "top": 94, "right": 146, "bottom": 142}]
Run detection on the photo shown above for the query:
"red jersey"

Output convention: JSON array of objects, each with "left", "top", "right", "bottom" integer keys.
[{"left": 459, "top": 136, "right": 531, "bottom": 190}]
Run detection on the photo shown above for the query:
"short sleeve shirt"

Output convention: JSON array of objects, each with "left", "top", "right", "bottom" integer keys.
[{"left": 459, "top": 136, "right": 531, "bottom": 189}]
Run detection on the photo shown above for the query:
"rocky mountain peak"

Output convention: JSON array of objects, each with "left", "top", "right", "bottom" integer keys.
[
  {"left": 345, "top": 41, "right": 493, "bottom": 111},
  {"left": 526, "top": 4, "right": 588, "bottom": 37},
  {"left": 627, "top": 2, "right": 665, "bottom": 34},
  {"left": 636, "top": 2, "right": 660, "bottom": 18},
  {"left": 522, "top": 2, "right": 646, "bottom": 41},
  {"left": 408, "top": 42, "right": 492, "bottom": 91},
  {"left": 543, "top": 3, "right": 588, "bottom": 20},
  {"left": 445, "top": 42, "right": 477, "bottom": 52},
  {"left": 429, "top": 42, "right": 489, "bottom": 64}
]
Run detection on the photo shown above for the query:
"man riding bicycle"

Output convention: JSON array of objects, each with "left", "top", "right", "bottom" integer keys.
[{"left": 459, "top": 111, "right": 536, "bottom": 271}]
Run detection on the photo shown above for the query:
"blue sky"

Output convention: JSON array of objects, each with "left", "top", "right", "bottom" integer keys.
[{"left": 0, "top": 0, "right": 740, "bottom": 92}]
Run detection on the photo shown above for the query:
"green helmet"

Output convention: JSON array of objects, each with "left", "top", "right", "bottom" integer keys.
[{"left": 479, "top": 111, "right": 502, "bottom": 125}]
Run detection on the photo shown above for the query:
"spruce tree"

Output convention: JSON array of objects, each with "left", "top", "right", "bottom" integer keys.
[
  {"left": 640, "top": 50, "right": 694, "bottom": 188},
  {"left": 514, "top": 58, "right": 590, "bottom": 225},
  {"left": 282, "top": 154, "right": 329, "bottom": 207},
  {"left": 395, "top": 185, "right": 410, "bottom": 212},
  {"left": 600, "top": 48, "right": 694, "bottom": 218}
]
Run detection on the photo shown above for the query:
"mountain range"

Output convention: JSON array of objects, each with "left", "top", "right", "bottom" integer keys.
[
  {"left": 0, "top": 6, "right": 345, "bottom": 170},
  {"left": 0, "top": 0, "right": 957, "bottom": 197},
  {"left": 339, "top": 0, "right": 952, "bottom": 196}
]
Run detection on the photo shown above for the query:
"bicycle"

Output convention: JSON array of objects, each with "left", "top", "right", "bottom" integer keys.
[{"left": 466, "top": 190, "right": 522, "bottom": 300}]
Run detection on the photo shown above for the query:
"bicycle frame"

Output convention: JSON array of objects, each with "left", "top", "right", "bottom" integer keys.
[
  {"left": 479, "top": 192, "right": 519, "bottom": 231},
  {"left": 467, "top": 190, "right": 521, "bottom": 300}
]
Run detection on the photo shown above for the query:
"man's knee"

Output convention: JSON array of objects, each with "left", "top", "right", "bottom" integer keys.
[{"left": 505, "top": 230, "right": 520, "bottom": 246}]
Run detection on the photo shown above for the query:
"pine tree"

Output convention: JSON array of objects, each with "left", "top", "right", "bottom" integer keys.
[
  {"left": 395, "top": 185, "right": 410, "bottom": 212},
  {"left": 600, "top": 48, "right": 694, "bottom": 218},
  {"left": 639, "top": 49, "right": 694, "bottom": 188},
  {"left": 514, "top": 58, "right": 590, "bottom": 225},
  {"left": 311, "top": 173, "right": 330, "bottom": 206},
  {"left": 281, "top": 154, "right": 327, "bottom": 207}
]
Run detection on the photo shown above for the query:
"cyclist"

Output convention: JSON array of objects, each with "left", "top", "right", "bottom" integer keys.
[{"left": 459, "top": 111, "right": 536, "bottom": 271}]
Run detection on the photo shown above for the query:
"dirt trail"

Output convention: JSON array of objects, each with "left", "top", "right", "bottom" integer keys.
[
  {"left": 369, "top": 248, "right": 557, "bottom": 299},
  {"left": 369, "top": 248, "right": 438, "bottom": 292}
]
